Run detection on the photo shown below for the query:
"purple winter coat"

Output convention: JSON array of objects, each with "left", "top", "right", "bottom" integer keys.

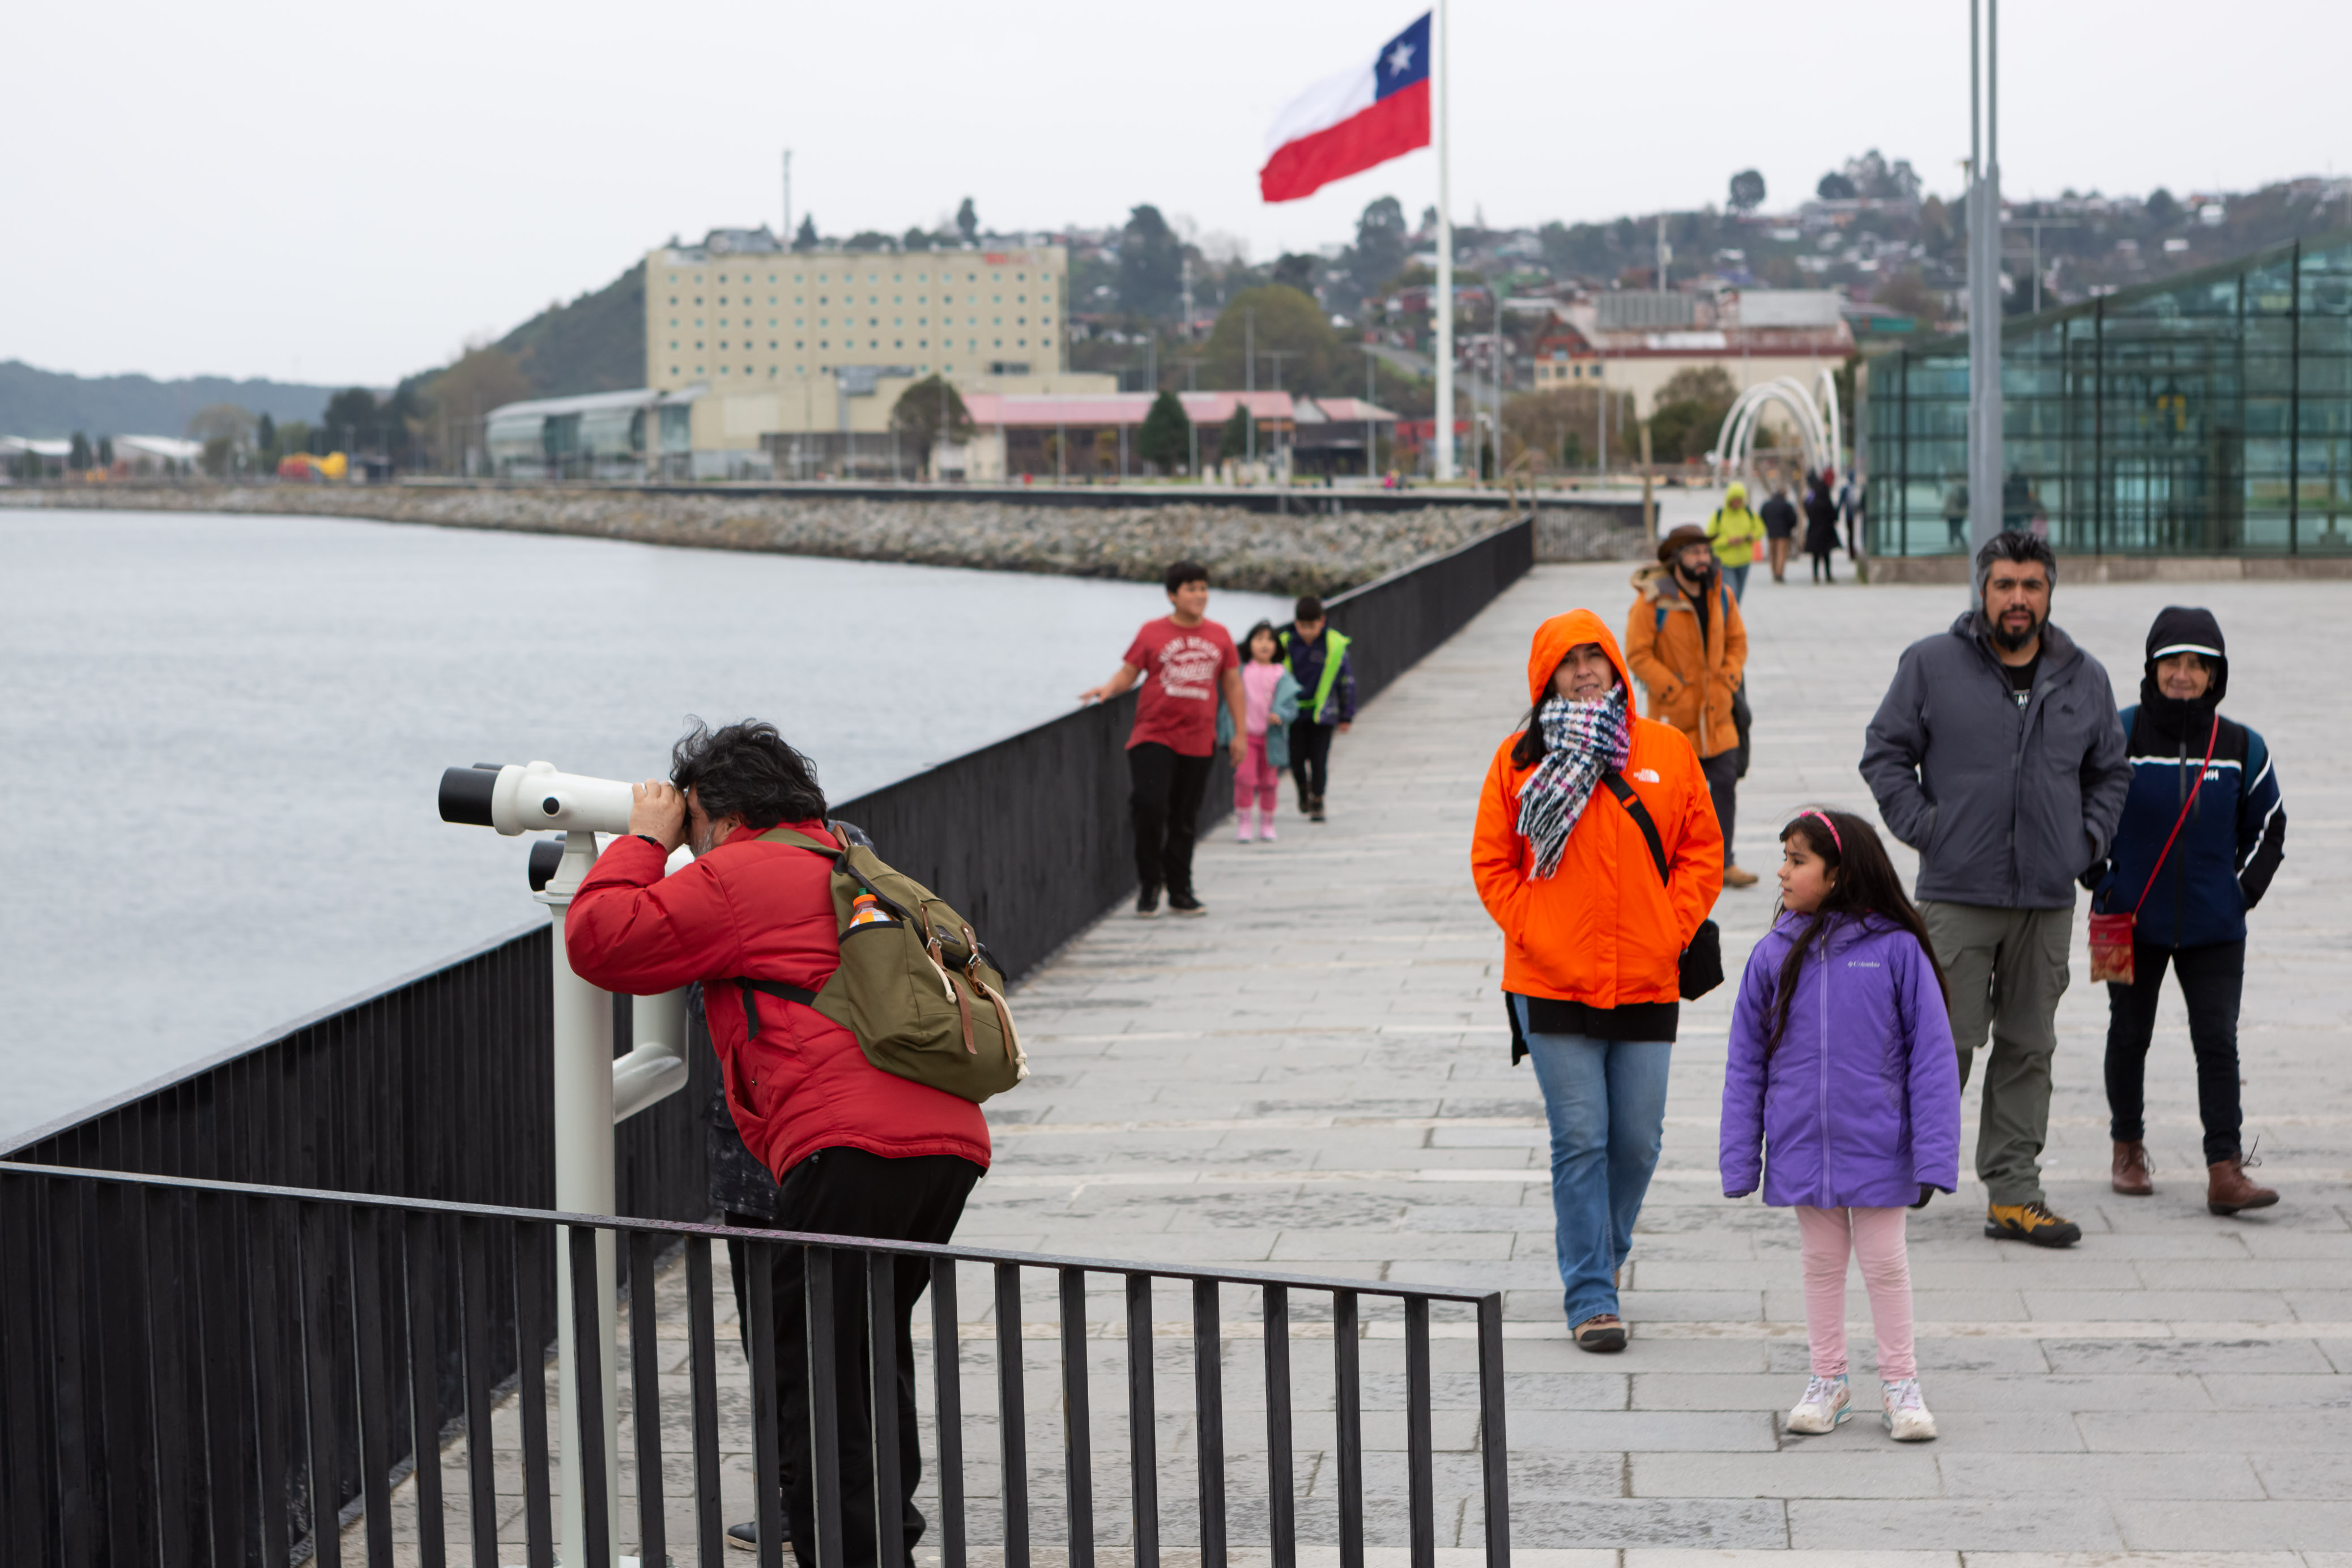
[{"left": 1720, "top": 913, "right": 1962, "bottom": 1208}]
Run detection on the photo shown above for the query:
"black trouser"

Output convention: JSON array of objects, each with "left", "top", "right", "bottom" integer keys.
[
  {"left": 2104, "top": 939, "right": 2246, "bottom": 1165},
  {"left": 1699, "top": 747, "right": 1739, "bottom": 868},
  {"left": 727, "top": 1147, "right": 981, "bottom": 1568},
  {"left": 1128, "top": 742, "right": 1212, "bottom": 896},
  {"left": 1289, "top": 718, "right": 1336, "bottom": 808},
  {"left": 1809, "top": 548, "right": 1835, "bottom": 582}
]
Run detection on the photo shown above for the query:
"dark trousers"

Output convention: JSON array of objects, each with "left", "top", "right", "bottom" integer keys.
[
  {"left": 1289, "top": 718, "right": 1336, "bottom": 807},
  {"left": 1699, "top": 747, "right": 1739, "bottom": 868},
  {"left": 2104, "top": 939, "right": 2246, "bottom": 1164},
  {"left": 1809, "top": 548, "right": 1835, "bottom": 582},
  {"left": 1128, "top": 742, "right": 1212, "bottom": 897},
  {"left": 727, "top": 1147, "right": 981, "bottom": 1568}
]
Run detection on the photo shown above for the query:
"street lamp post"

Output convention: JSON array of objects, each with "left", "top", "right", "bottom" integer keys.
[{"left": 1966, "top": 0, "right": 2004, "bottom": 575}]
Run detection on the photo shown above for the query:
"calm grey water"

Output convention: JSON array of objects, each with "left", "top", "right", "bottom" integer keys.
[{"left": 0, "top": 508, "right": 1286, "bottom": 1144}]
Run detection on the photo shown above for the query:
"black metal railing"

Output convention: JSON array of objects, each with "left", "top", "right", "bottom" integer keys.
[{"left": 0, "top": 1161, "right": 1510, "bottom": 1568}]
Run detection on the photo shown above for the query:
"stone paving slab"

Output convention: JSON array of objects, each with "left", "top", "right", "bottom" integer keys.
[{"left": 375, "top": 564, "right": 2350, "bottom": 1565}]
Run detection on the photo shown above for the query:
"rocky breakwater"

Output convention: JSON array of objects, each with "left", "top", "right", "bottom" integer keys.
[{"left": 2, "top": 482, "right": 1646, "bottom": 592}]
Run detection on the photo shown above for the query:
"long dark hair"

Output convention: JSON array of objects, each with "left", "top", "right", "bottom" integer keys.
[
  {"left": 1763, "top": 809, "right": 1950, "bottom": 1056},
  {"left": 1242, "top": 619, "right": 1280, "bottom": 661}
]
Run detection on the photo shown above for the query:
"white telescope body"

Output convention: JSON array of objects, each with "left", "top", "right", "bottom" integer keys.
[{"left": 437, "top": 759, "right": 693, "bottom": 1567}]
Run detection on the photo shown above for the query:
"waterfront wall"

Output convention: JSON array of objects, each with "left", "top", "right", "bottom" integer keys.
[{"left": 2, "top": 480, "right": 1635, "bottom": 592}]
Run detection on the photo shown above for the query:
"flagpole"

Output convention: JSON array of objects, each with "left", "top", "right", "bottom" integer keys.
[{"left": 1431, "top": 0, "right": 1455, "bottom": 482}]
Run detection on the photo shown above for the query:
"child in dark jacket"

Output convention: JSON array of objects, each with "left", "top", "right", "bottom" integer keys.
[{"left": 1721, "top": 809, "right": 1962, "bottom": 1442}]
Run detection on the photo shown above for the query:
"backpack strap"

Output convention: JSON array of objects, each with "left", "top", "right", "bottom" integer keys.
[
  {"left": 736, "top": 977, "right": 820, "bottom": 1040},
  {"left": 1600, "top": 772, "right": 1672, "bottom": 886}
]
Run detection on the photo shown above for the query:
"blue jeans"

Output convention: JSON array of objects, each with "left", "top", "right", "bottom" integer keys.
[
  {"left": 1722, "top": 563, "right": 1750, "bottom": 601},
  {"left": 1515, "top": 998, "right": 1673, "bottom": 1327}
]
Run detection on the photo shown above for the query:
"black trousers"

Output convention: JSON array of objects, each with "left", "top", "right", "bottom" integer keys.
[
  {"left": 1129, "top": 742, "right": 1211, "bottom": 896},
  {"left": 1809, "top": 548, "right": 1836, "bottom": 582},
  {"left": 1699, "top": 747, "right": 1739, "bottom": 868},
  {"left": 1289, "top": 718, "right": 1336, "bottom": 807},
  {"left": 2104, "top": 939, "right": 2246, "bottom": 1164},
  {"left": 727, "top": 1147, "right": 981, "bottom": 1568}
]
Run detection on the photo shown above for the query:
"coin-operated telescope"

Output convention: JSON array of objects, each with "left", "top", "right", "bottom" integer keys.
[{"left": 439, "top": 760, "right": 691, "bottom": 1568}]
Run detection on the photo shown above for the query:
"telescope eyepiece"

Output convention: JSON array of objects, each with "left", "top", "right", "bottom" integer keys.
[{"left": 437, "top": 765, "right": 505, "bottom": 828}]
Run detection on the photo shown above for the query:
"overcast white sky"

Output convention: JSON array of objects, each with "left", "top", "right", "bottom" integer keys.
[{"left": 6, "top": 0, "right": 2345, "bottom": 388}]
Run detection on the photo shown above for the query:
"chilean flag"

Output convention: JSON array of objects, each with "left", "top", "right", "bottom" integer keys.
[{"left": 1259, "top": 13, "right": 1431, "bottom": 204}]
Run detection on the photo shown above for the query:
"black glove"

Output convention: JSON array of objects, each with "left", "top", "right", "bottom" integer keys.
[
  {"left": 1910, "top": 1183, "right": 1934, "bottom": 1210},
  {"left": 2078, "top": 857, "right": 2110, "bottom": 893}
]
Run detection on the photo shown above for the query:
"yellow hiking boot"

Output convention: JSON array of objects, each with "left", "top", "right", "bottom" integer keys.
[{"left": 1984, "top": 1200, "right": 2081, "bottom": 1247}]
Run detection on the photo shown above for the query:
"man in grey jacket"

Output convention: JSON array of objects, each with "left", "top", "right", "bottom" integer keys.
[{"left": 1861, "top": 532, "right": 2131, "bottom": 1248}]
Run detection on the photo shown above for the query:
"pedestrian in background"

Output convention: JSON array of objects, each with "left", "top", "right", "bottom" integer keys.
[
  {"left": 1804, "top": 470, "right": 1842, "bottom": 583},
  {"left": 1628, "top": 526, "right": 1757, "bottom": 888},
  {"left": 1860, "top": 533, "right": 2131, "bottom": 1248},
  {"left": 1838, "top": 470, "right": 1867, "bottom": 562},
  {"left": 1761, "top": 479, "right": 1800, "bottom": 583},
  {"left": 2097, "top": 608, "right": 2286, "bottom": 1214},
  {"left": 1721, "top": 809, "right": 1959, "bottom": 1443},
  {"left": 1705, "top": 480, "right": 1768, "bottom": 601},
  {"left": 1080, "top": 560, "right": 1247, "bottom": 917},
  {"left": 1472, "top": 610, "right": 1722, "bottom": 1353},
  {"left": 1280, "top": 594, "right": 1356, "bottom": 823},
  {"left": 1220, "top": 620, "right": 1301, "bottom": 843}
]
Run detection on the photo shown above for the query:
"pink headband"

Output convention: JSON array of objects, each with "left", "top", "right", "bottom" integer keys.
[{"left": 1800, "top": 810, "right": 1842, "bottom": 853}]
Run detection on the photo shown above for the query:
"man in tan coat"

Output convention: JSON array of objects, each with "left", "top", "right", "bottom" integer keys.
[{"left": 1626, "top": 525, "right": 1756, "bottom": 887}]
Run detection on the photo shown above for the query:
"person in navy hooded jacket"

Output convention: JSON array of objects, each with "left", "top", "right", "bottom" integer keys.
[
  {"left": 1722, "top": 808, "right": 1961, "bottom": 1443},
  {"left": 2094, "top": 607, "right": 2286, "bottom": 1215}
]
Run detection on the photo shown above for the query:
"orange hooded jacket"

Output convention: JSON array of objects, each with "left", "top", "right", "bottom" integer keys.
[{"left": 1471, "top": 609, "right": 1724, "bottom": 1008}]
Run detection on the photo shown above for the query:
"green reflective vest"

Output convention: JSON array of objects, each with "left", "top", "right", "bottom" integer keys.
[{"left": 1285, "top": 629, "right": 1351, "bottom": 722}]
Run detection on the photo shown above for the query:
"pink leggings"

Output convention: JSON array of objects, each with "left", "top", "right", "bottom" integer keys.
[
  {"left": 1795, "top": 1205, "right": 1915, "bottom": 1380},
  {"left": 1233, "top": 735, "right": 1279, "bottom": 812}
]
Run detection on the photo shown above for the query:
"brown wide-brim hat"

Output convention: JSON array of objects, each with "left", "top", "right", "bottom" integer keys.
[{"left": 1657, "top": 524, "right": 1710, "bottom": 564}]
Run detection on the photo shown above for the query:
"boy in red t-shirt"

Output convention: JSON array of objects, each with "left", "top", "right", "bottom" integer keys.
[{"left": 1079, "top": 560, "right": 1246, "bottom": 916}]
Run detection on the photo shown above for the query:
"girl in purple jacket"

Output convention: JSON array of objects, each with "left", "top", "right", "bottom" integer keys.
[{"left": 1721, "top": 809, "right": 1962, "bottom": 1442}]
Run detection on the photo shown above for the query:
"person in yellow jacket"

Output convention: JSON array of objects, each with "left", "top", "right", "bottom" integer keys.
[
  {"left": 1626, "top": 526, "right": 1758, "bottom": 887},
  {"left": 1706, "top": 482, "right": 1769, "bottom": 602}
]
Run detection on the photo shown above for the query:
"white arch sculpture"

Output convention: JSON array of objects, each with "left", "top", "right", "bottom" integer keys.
[{"left": 1705, "top": 367, "right": 1845, "bottom": 481}]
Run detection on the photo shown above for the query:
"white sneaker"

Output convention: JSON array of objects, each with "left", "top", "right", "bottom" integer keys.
[
  {"left": 1881, "top": 1377, "right": 1936, "bottom": 1441},
  {"left": 1786, "top": 1373, "right": 1851, "bottom": 1434}
]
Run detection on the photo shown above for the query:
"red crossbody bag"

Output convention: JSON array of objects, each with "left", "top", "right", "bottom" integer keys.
[{"left": 2087, "top": 715, "right": 2218, "bottom": 986}]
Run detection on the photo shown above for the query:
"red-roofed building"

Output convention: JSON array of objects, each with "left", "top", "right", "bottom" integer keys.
[{"left": 955, "top": 391, "right": 1296, "bottom": 479}]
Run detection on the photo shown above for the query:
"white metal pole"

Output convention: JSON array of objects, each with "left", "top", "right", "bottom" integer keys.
[
  {"left": 1967, "top": 0, "right": 2004, "bottom": 578},
  {"left": 1432, "top": 0, "right": 1455, "bottom": 482},
  {"left": 542, "top": 828, "right": 619, "bottom": 1568}
]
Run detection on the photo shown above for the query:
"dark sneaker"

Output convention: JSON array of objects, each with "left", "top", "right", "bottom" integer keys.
[
  {"left": 1984, "top": 1201, "right": 2081, "bottom": 1247},
  {"left": 1309, "top": 794, "right": 1327, "bottom": 822},
  {"left": 1166, "top": 890, "right": 1207, "bottom": 917},
  {"left": 727, "top": 1519, "right": 758, "bottom": 1550},
  {"left": 1136, "top": 884, "right": 1161, "bottom": 918},
  {"left": 1571, "top": 1313, "right": 1627, "bottom": 1352}
]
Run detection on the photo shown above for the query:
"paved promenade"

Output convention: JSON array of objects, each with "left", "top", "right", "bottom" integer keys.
[
  {"left": 383, "top": 560, "right": 2350, "bottom": 1566},
  {"left": 966, "top": 561, "right": 2352, "bottom": 1565}
]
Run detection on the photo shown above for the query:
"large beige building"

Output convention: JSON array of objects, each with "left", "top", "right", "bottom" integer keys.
[{"left": 646, "top": 231, "right": 1110, "bottom": 475}]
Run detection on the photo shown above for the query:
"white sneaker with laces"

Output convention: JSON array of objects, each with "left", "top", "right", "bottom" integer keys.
[
  {"left": 1881, "top": 1377, "right": 1936, "bottom": 1441},
  {"left": 1786, "top": 1373, "right": 1851, "bottom": 1434}
]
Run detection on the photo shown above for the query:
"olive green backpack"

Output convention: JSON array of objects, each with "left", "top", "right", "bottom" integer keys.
[{"left": 727, "top": 825, "right": 1028, "bottom": 1103}]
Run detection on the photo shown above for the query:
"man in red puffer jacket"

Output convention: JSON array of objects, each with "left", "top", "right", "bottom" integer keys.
[{"left": 566, "top": 718, "right": 988, "bottom": 1567}]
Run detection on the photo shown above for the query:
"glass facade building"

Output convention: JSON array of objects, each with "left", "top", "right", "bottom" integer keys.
[{"left": 1864, "top": 227, "right": 2352, "bottom": 557}]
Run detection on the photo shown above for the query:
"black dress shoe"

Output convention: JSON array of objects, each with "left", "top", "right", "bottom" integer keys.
[{"left": 727, "top": 1519, "right": 759, "bottom": 1550}]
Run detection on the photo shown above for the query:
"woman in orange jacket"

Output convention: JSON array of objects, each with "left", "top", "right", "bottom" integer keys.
[{"left": 1472, "top": 609, "right": 1723, "bottom": 1350}]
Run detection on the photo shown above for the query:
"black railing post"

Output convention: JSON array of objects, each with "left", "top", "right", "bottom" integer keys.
[
  {"left": 296, "top": 1199, "right": 346, "bottom": 1568},
  {"left": 868, "top": 1251, "right": 906, "bottom": 1568},
  {"left": 0, "top": 1174, "right": 56, "bottom": 1566},
  {"left": 1124, "top": 1273, "right": 1160, "bottom": 1568},
  {"left": 929, "top": 1257, "right": 967, "bottom": 1568},
  {"left": 1191, "top": 1279, "right": 1226, "bottom": 1568},
  {"left": 748, "top": 1240, "right": 787, "bottom": 1568},
  {"left": 994, "top": 1262, "right": 1031, "bottom": 1568},
  {"left": 1331, "top": 1289, "right": 1364, "bottom": 1568},
  {"left": 402, "top": 1211, "right": 449, "bottom": 1568},
  {"left": 1475, "top": 1293, "right": 1511, "bottom": 1568},
  {"left": 1262, "top": 1282, "right": 1295, "bottom": 1568},
  {"left": 565, "top": 1226, "right": 612, "bottom": 1568},
  {"left": 806, "top": 1245, "right": 846, "bottom": 1568},
  {"left": 458, "top": 1214, "right": 501, "bottom": 1568},
  {"left": 685, "top": 1235, "right": 727, "bottom": 1565},
  {"left": 348, "top": 1204, "right": 397, "bottom": 1564},
  {"left": 512, "top": 1221, "right": 557, "bottom": 1568},
  {"left": 626, "top": 1228, "right": 667, "bottom": 1568},
  {"left": 1058, "top": 1268, "right": 1095, "bottom": 1568},
  {"left": 143, "top": 1185, "right": 200, "bottom": 1568},
  {"left": 1404, "top": 1297, "right": 1434, "bottom": 1568}
]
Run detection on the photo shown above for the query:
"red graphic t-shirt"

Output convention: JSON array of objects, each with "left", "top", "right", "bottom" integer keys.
[{"left": 1123, "top": 616, "right": 1239, "bottom": 757}]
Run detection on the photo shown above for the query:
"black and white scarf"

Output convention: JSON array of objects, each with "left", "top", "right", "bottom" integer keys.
[{"left": 1516, "top": 687, "right": 1631, "bottom": 878}]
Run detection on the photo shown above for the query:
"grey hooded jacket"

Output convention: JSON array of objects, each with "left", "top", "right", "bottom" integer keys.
[{"left": 1860, "top": 613, "right": 2131, "bottom": 910}]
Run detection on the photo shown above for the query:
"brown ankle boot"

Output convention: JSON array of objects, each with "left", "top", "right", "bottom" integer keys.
[
  {"left": 2111, "top": 1140, "right": 2153, "bottom": 1196},
  {"left": 2206, "top": 1154, "right": 2279, "bottom": 1216}
]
